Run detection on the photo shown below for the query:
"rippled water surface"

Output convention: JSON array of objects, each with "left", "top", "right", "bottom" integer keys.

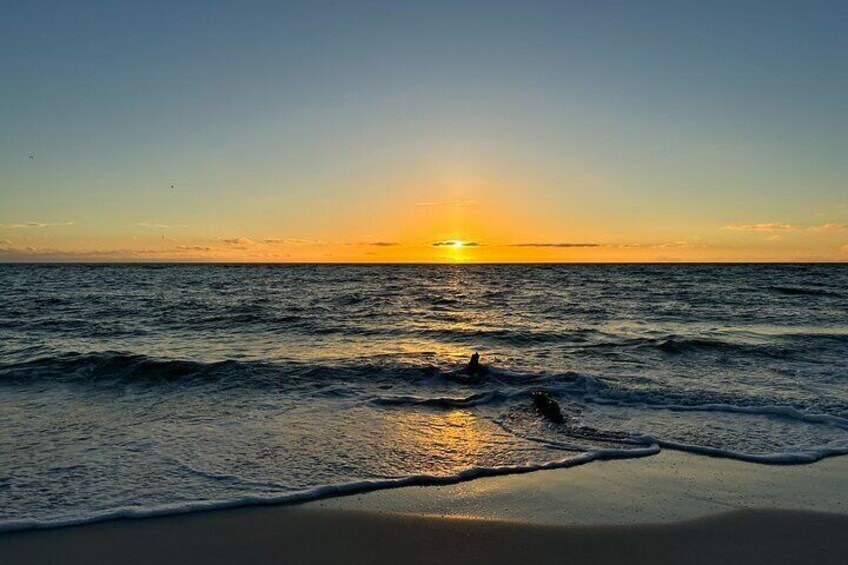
[{"left": 1, "top": 264, "right": 847, "bottom": 530}]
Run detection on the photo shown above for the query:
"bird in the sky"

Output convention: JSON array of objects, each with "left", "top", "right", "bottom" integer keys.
[
  {"left": 29, "top": 155, "right": 34, "bottom": 159},
  {"left": 170, "top": 185, "right": 174, "bottom": 189}
]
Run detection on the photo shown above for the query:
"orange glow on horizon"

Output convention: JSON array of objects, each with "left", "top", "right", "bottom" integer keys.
[{"left": 3, "top": 183, "right": 847, "bottom": 263}]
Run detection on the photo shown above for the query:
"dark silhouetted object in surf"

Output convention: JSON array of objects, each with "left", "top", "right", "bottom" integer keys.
[
  {"left": 465, "top": 352, "right": 487, "bottom": 377},
  {"left": 532, "top": 391, "right": 565, "bottom": 424}
]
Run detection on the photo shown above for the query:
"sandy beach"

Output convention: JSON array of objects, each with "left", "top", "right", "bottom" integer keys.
[
  {"left": 2, "top": 507, "right": 846, "bottom": 565},
  {"left": 310, "top": 449, "right": 848, "bottom": 524},
  {"left": 2, "top": 451, "right": 846, "bottom": 564}
]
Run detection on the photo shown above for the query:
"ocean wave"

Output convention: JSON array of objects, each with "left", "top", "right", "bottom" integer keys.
[
  {"left": 653, "top": 336, "right": 757, "bottom": 355},
  {"left": 449, "top": 327, "right": 605, "bottom": 345},
  {"left": 0, "top": 352, "right": 266, "bottom": 386},
  {"left": 649, "top": 438, "right": 848, "bottom": 464},
  {"left": 2, "top": 355, "right": 846, "bottom": 535},
  {"left": 0, "top": 447, "right": 657, "bottom": 534},
  {"left": 639, "top": 402, "right": 848, "bottom": 428},
  {"left": 629, "top": 332, "right": 848, "bottom": 359},
  {"left": 7, "top": 351, "right": 843, "bottom": 423},
  {"left": 495, "top": 394, "right": 848, "bottom": 464},
  {"left": 371, "top": 391, "right": 504, "bottom": 408},
  {"left": 770, "top": 285, "right": 842, "bottom": 297},
  {"left": 579, "top": 382, "right": 848, "bottom": 422},
  {"left": 0, "top": 351, "right": 453, "bottom": 389}
]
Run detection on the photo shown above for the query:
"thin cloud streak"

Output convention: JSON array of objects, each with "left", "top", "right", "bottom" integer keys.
[
  {"left": 0, "top": 221, "right": 74, "bottom": 229},
  {"left": 218, "top": 237, "right": 254, "bottom": 247},
  {"left": 264, "top": 239, "right": 398, "bottom": 247},
  {"left": 264, "top": 238, "right": 322, "bottom": 245},
  {"left": 508, "top": 242, "right": 600, "bottom": 248},
  {"left": 136, "top": 222, "right": 188, "bottom": 229},
  {"left": 0, "top": 246, "right": 196, "bottom": 260},
  {"left": 658, "top": 241, "right": 705, "bottom": 249},
  {"left": 722, "top": 223, "right": 798, "bottom": 232},
  {"left": 722, "top": 222, "right": 848, "bottom": 233},
  {"left": 431, "top": 240, "right": 483, "bottom": 247},
  {"left": 809, "top": 223, "right": 848, "bottom": 233}
]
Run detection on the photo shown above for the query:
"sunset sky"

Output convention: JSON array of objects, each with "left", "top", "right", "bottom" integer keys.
[{"left": 1, "top": 1, "right": 846, "bottom": 262}]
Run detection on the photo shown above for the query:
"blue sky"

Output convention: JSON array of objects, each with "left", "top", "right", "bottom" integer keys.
[{"left": 1, "top": 1, "right": 846, "bottom": 261}]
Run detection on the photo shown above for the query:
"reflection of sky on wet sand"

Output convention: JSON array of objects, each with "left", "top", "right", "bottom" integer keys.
[{"left": 308, "top": 451, "right": 848, "bottom": 526}]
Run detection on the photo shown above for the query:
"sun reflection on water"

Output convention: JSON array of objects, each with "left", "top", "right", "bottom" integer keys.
[{"left": 381, "top": 409, "right": 495, "bottom": 471}]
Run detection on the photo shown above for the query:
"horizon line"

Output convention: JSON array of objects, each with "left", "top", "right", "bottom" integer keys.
[{"left": 1, "top": 260, "right": 846, "bottom": 266}]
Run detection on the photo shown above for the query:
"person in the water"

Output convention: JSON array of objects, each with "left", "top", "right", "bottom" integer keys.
[{"left": 465, "top": 352, "right": 486, "bottom": 376}]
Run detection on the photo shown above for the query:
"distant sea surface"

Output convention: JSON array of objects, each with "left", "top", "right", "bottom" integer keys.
[{"left": 1, "top": 264, "right": 847, "bottom": 531}]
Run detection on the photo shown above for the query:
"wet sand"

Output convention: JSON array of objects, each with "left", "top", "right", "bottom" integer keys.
[
  {"left": 310, "top": 450, "right": 848, "bottom": 524},
  {"left": 1, "top": 507, "right": 846, "bottom": 565},
  {"left": 2, "top": 451, "right": 846, "bottom": 564}
]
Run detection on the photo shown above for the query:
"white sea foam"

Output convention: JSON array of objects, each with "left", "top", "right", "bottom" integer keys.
[{"left": 0, "top": 447, "right": 660, "bottom": 533}]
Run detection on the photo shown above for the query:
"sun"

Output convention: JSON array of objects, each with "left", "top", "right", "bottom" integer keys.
[{"left": 452, "top": 240, "right": 464, "bottom": 248}]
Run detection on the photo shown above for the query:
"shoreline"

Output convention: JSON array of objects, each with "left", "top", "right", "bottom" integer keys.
[
  {"left": 308, "top": 449, "right": 848, "bottom": 525},
  {"left": 2, "top": 450, "right": 846, "bottom": 563},
  {"left": 3, "top": 449, "right": 846, "bottom": 534},
  {"left": 1, "top": 508, "right": 845, "bottom": 565}
]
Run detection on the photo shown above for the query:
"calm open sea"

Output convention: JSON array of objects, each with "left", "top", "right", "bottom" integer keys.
[{"left": 1, "top": 264, "right": 846, "bottom": 531}]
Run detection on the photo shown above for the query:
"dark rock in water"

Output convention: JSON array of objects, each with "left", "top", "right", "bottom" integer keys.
[
  {"left": 532, "top": 391, "right": 565, "bottom": 424},
  {"left": 464, "top": 352, "right": 487, "bottom": 377}
]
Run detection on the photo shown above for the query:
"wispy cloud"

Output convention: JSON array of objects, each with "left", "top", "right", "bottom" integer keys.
[
  {"left": 614, "top": 241, "right": 707, "bottom": 249},
  {"left": 508, "top": 242, "right": 600, "bottom": 248},
  {"left": 263, "top": 238, "right": 322, "bottom": 245},
  {"left": 175, "top": 245, "right": 213, "bottom": 252},
  {"left": 216, "top": 237, "right": 255, "bottom": 250},
  {"left": 658, "top": 241, "right": 705, "bottom": 249},
  {"left": 431, "top": 240, "right": 483, "bottom": 247},
  {"left": 0, "top": 221, "right": 74, "bottom": 229},
  {"left": 415, "top": 200, "right": 478, "bottom": 207},
  {"left": 136, "top": 222, "right": 188, "bottom": 229},
  {"left": 0, "top": 242, "right": 237, "bottom": 261},
  {"left": 721, "top": 223, "right": 798, "bottom": 232},
  {"left": 809, "top": 223, "right": 848, "bottom": 233},
  {"left": 369, "top": 241, "right": 401, "bottom": 247},
  {"left": 723, "top": 222, "right": 848, "bottom": 233},
  {"left": 0, "top": 246, "right": 181, "bottom": 260}
]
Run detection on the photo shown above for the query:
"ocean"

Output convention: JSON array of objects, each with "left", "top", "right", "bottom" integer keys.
[{"left": 1, "top": 264, "right": 846, "bottom": 531}]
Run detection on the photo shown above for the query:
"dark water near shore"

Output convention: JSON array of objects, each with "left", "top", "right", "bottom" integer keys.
[{"left": 1, "top": 264, "right": 847, "bottom": 531}]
